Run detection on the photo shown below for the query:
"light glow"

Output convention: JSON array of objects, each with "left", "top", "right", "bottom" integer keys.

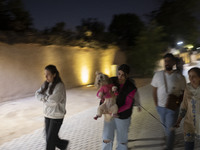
[
  {"left": 111, "top": 65, "right": 117, "bottom": 76},
  {"left": 81, "top": 66, "right": 89, "bottom": 84},
  {"left": 104, "top": 68, "right": 110, "bottom": 76},
  {"left": 184, "top": 44, "right": 194, "bottom": 50},
  {"left": 177, "top": 41, "right": 183, "bottom": 45},
  {"left": 73, "top": 46, "right": 117, "bottom": 85}
]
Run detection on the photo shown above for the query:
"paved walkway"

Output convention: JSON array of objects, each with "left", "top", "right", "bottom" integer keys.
[
  {"left": 1, "top": 85, "right": 200, "bottom": 150},
  {"left": 1, "top": 61, "right": 200, "bottom": 150}
]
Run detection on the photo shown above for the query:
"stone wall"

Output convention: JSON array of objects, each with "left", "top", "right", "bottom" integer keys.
[{"left": 0, "top": 43, "right": 125, "bottom": 102}]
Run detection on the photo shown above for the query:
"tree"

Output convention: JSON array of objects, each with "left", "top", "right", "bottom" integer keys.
[
  {"left": 0, "top": 0, "right": 33, "bottom": 31},
  {"left": 38, "top": 22, "right": 76, "bottom": 45},
  {"left": 0, "top": 0, "right": 11, "bottom": 30},
  {"left": 108, "top": 13, "right": 144, "bottom": 49},
  {"left": 151, "top": 0, "right": 200, "bottom": 46},
  {"left": 50, "top": 22, "right": 66, "bottom": 34},
  {"left": 76, "top": 18, "right": 105, "bottom": 41},
  {"left": 127, "top": 21, "right": 167, "bottom": 76}
]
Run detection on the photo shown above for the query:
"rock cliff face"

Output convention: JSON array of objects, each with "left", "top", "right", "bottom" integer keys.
[{"left": 0, "top": 43, "right": 126, "bottom": 102}]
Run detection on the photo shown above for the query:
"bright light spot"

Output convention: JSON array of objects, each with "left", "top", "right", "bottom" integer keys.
[
  {"left": 104, "top": 68, "right": 110, "bottom": 76},
  {"left": 81, "top": 66, "right": 89, "bottom": 84},
  {"left": 188, "top": 45, "right": 194, "bottom": 49},
  {"left": 177, "top": 41, "right": 183, "bottom": 45},
  {"left": 173, "top": 50, "right": 180, "bottom": 55},
  {"left": 184, "top": 44, "right": 194, "bottom": 49},
  {"left": 100, "top": 48, "right": 117, "bottom": 76},
  {"left": 197, "top": 47, "right": 200, "bottom": 50},
  {"left": 85, "top": 31, "right": 92, "bottom": 37}
]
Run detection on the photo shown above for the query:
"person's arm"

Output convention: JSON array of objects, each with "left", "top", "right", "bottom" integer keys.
[
  {"left": 152, "top": 86, "right": 158, "bottom": 106},
  {"left": 118, "top": 89, "right": 136, "bottom": 113},
  {"left": 44, "top": 83, "right": 65, "bottom": 107},
  {"left": 151, "top": 72, "right": 159, "bottom": 107},
  {"left": 134, "top": 91, "right": 141, "bottom": 112},
  {"left": 174, "top": 88, "right": 188, "bottom": 128},
  {"left": 35, "top": 84, "right": 48, "bottom": 102}
]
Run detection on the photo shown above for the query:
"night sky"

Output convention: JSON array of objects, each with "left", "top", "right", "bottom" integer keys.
[{"left": 21, "top": 0, "right": 163, "bottom": 30}]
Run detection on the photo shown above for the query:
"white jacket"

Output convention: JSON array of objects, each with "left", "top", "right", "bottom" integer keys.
[{"left": 35, "top": 82, "right": 66, "bottom": 119}]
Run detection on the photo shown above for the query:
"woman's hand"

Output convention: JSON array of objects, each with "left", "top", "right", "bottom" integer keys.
[
  {"left": 174, "top": 117, "right": 182, "bottom": 128},
  {"left": 174, "top": 121, "right": 180, "bottom": 128},
  {"left": 112, "top": 114, "right": 119, "bottom": 118}
]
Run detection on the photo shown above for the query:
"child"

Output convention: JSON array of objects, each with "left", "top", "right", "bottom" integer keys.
[{"left": 174, "top": 67, "right": 200, "bottom": 150}]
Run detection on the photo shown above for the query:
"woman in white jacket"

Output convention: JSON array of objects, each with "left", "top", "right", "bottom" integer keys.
[{"left": 35, "top": 65, "right": 68, "bottom": 150}]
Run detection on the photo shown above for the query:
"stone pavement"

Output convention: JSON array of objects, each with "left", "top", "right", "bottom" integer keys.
[{"left": 1, "top": 85, "right": 200, "bottom": 150}]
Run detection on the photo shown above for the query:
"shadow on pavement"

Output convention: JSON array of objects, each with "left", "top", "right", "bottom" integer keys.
[
  {"left": 128, "top": 137, "right": 165, "bottom": 142},
  {"left": 128, "top": 137, "right": 165, "bottom": 149},
  {"left": 174, "top": 133, "right": 184, "bottom": 148}
]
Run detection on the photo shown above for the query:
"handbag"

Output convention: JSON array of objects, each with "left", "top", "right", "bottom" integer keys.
[
  {"left": 163, "top": 72, "right": 183, "bottom": 111},
  {"left": 165, "top": 94, "right": 183, "bottom": 111}
]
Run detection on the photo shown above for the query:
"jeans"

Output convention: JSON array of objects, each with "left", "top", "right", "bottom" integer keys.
[
  {"left": 45, "top": 117, "right": 68, "bottom": 150},
  {"left": 102, "top": 117, "right": 131, "bottom": 150},
  {"left": 156, "top": 106, "right": 179, "bottom": 150}
]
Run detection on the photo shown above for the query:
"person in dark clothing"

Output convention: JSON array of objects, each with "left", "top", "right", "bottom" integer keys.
[{"left": 102, "top": 64, "right": 141, "bottom": 150}]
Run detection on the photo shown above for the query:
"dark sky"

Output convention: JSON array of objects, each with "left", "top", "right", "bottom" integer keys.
[{"left": 22, "top": 0, "right": 163, "bottom": 30}]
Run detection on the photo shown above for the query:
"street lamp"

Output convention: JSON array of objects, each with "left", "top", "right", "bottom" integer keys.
[{"left": 177, "top": 41, "right": 183, "bottom": 45}]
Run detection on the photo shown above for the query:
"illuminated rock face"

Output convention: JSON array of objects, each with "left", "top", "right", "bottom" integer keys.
[{"left": 0, "top": 43, "right": 126, "bottom": 102}]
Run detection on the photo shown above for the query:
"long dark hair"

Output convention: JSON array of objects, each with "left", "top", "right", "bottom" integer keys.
[{"left": 40, "top": 65, "right": 62, "bottom": 95}]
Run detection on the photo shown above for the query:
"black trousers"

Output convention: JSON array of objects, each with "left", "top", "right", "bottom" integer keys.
[{"left": 45, "top": 117, "right": 68, "bottom": 150}]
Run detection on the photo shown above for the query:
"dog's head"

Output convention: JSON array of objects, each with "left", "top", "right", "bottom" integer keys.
[{"left": 94, "top": 71, "right": 110, "bottom": 89}]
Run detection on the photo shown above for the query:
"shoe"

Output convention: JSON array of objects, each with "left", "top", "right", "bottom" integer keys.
[
  {"left": 94, "top": 116, "right": 98, "bottom": 120},
  {"left": 61, "top": 140, "right": 69, "bottom": 150}
]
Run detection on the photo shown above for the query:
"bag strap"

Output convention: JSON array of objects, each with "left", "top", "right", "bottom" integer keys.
[{"left": 163, "top": 71, "right": 168, "bottom": 94}]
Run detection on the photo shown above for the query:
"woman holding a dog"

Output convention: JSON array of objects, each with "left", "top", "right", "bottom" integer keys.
[
  {"left": 102, "top": 64, "right": 141, "bottom": 150},
  {"left": 35, "top": 65, "right": 69, "bottom": 150}
]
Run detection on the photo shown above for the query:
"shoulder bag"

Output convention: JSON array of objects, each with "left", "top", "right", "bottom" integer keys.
[{"left": 163, "top": 72, "right": 183, "bottom": 111}]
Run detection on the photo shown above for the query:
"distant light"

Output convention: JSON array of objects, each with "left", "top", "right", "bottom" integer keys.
[
  {"left": 177, "top": 41, "right": 183, "bottom": 45},
  {"left": 196, "top": 47, "right": 200, "bottom": 50},
  {"left": 173, "top": 50, "right": 180, "bottom": 55},
  {"left": 187, "top": 45, "right": 194, "bottom": 49},
  {"left": 184, "top": 44, "right": 194, "bottom": 49},
  {"left": 85, "top": 31, "right": 92, "bottom": 37}
]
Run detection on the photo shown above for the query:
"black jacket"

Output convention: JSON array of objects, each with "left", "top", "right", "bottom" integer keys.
[{"left": 110, "top": 77, "right": 137, "bottom": 119}]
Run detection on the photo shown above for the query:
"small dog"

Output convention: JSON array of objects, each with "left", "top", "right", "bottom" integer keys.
[{"left": 94, "top": 72, "right": 118, "bottom": 122}]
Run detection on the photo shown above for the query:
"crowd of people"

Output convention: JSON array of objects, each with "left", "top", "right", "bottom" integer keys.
[{"left": 35, "top": 53, "right": 200, "bottom": 150}]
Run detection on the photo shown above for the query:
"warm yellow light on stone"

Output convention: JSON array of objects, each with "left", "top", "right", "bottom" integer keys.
[
  {"left": 81, "top": 66, "right": 89, "bottom": 84},
  {"left": 72, "top": 46, "right": 117, "bottom": 85},
  {"left": 104, "top": 68, "right": 110, "bottom": 76},
  {"left": 100, "top": 48, "right": 116, "bottom": 76},
  {"left": 111, "top": 65, "right": 117, "bottom": 77}
]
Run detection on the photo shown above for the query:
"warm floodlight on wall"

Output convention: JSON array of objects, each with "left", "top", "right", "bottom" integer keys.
[{"left": 81, "top": 66, "right": 89, "bottom": 84}]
